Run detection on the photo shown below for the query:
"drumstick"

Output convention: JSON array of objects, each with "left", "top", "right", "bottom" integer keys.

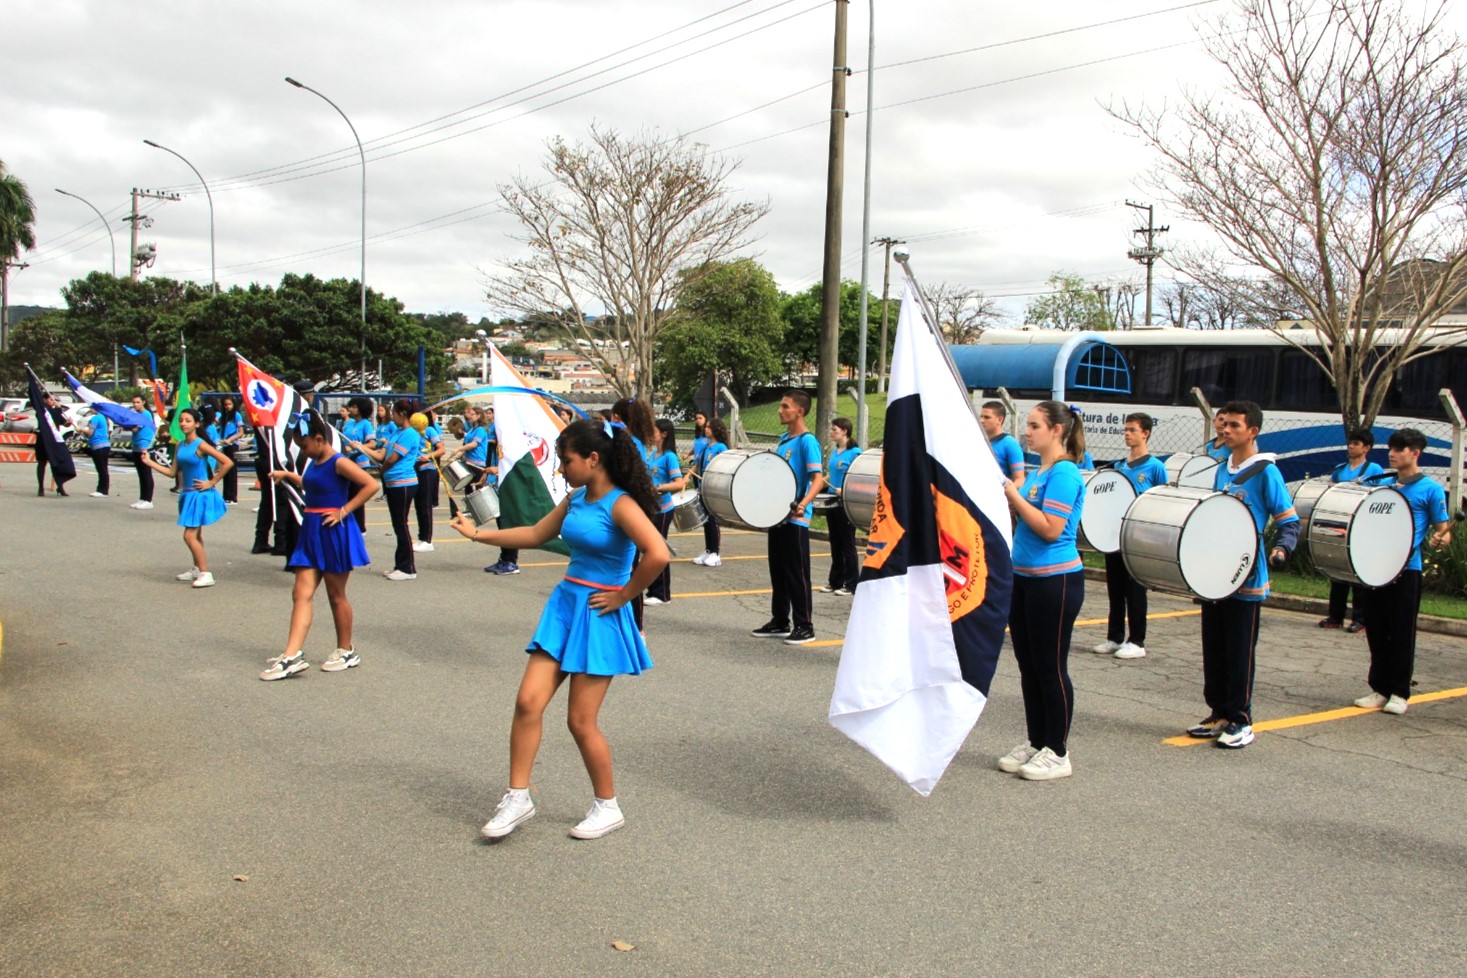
[{"left": 410, "top": 412, "right": 459, "bottom": 519}]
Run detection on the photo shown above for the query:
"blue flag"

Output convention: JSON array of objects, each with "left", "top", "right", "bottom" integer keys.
[{"left": 61, "top": 370, "right": 155, "bottom": 429}]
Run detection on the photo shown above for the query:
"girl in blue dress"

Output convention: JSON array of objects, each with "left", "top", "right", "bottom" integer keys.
[
  {"left": 451, "top": 418, "right": 669, "bottom": 842},
  {"left": 140, "top": 408, "right": 232, "bottom": 588},
  {"left": 261, "top": 412, "right": 376, "bottom": 681}
]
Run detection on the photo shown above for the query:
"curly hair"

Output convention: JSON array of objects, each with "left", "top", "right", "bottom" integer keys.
[
  {"left": 611, "top": 397, "right": 656, "bottom": 447},
  {"left": 558, "top": 419, "right": 659, "bottom": 517}
]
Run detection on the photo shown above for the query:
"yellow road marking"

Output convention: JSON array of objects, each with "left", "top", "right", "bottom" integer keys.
[
  {"left": 1076, "top": 609, "right": 1200, "bottom": 628},
  {"left": 1162, "top": 685, "right": 1467, "bottom": 746}
]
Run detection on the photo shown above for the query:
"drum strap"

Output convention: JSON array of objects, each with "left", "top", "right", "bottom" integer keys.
[
  {"left": 1226, "top": 458, "right": 1274, "bottom": 488},
  {"left": 1395, "top": 472, "right": 1426, "bottom": 486}
]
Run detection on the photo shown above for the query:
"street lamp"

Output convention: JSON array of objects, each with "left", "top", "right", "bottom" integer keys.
[
  {"left": 54, "top": 188, "right": 117, "bottom": 277},
  {"left": 854, "top": 0, "right": 877, "bottom": 447},
  {"left": 286, "top": 76, "right": 367, "bottom": 387},
  {"left": 142, "top": 139, "right": 216, "bottom": 294},
  {"left": 475, "top": 329, "right": 489, "bottom": 384}
]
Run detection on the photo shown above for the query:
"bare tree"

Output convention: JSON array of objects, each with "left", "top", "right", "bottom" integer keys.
[
  {"left": 483, "top": 127, "right": 769, "bottom": 399},
  {"left": 927, "top": 282, "right": 1005, "bottom": 344},
  {"left": 1113, "top": 0, "right": 1467, "bottom": 428}
]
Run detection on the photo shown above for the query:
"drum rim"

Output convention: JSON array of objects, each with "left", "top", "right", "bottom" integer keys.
[{"left": 1121, "top": 487, "right": 1255, "bottom": 600}]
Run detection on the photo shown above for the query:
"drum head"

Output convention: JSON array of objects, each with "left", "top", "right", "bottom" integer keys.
[
  {"left": 669, "top": 489, "right": 700, "bottom": 508},
  {"left": 1177, "top": 455, "right": 1220, "bottom": 489},
  {"left": 702, "top": 450, "right": 798, "bottom": 530},
  {"left": 1078, "top": 470, "right": 1135, "bottom": 553},
  {"left": 1177, "top": 492, "right": 1258, "bottom": 601},
  {"left": 1312, "top": 484, "right": 1414, "bottom": 587}
]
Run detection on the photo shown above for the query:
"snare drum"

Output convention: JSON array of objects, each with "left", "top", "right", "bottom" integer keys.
[
  {"left": 444, "top": 458, "right": 475, "bottom": 492},
  {"left": 1077, "top": 469, "right": 1137, "bottom": 554},
  {"left": 464, "top": 485, "right": 501, "bottom": 527},
  {"left": 1306, "top": 482, "right": 1413, "bottom": 587},
  {"left": 841, "top": 449, "right": 884, "bottom": 530},
  {"left": 699, "top": 449, "right": 799, "bottom": 531},
  {"left": 669, "top": 488, "right": 708, "bottom": 532},
  {"left": 1164, "top": 452, "right": 1221, "bottom": 489},
  {"left": 1120, "top": 485, "right": 1258, "bottom": 601}
]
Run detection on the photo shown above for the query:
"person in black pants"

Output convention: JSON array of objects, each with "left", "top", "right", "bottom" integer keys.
[
  {"left": 83, "top": 407, "right": 111, "bottom": 497},
  {"left": 750, "top": 391, "right": 826, "bottom": 646},
  {"left": 350, "top": 398, "right": 422, "bottom": 581},
  {"left": 125, "top": 395, "right": 157, "bottom": 510},
  {"left": 252, "top": 428, "right": 275, "bottom": 553},
  {"left": 821, "top": 417, "right": 862, "bottom": 595},
  {"left": 213, "top": 395, "right": 245, "bottom": 505}
]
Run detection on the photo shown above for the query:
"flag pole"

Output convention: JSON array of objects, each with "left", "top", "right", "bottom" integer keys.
[{"left": 893, "top": 252, "right": 981, "bottom": 420}]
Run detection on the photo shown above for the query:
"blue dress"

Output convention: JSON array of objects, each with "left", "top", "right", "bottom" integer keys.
[
  {"left": 527, "top": 487, "right": 653, "bottom": 676},
  {"left": 288, "top": 453, "right": 372, "bottom": 573},
  {"left": 175, "top": 439, "right": 227, "bottom": 528}
]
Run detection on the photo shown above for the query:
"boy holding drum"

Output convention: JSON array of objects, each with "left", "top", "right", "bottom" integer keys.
[
  {"left": 751, "top": 390, "right": 826, "bottom": 646},
  {"left": 1318, "top": 428, "right": 1385, "bottom": 632},
  {"left": 1093, "top": 412, "right": 1168, "bottom": 660}
]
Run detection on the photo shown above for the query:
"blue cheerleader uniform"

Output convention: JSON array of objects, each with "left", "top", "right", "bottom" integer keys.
[
  {"left": 288, "top": 453, "right": 372, "bottom": 573},
  {"left": 175, "top": 438, "right": 227, "bottom": 529},
  {"left": 526, "top": 487, "right": 653, "bottom": 676}
]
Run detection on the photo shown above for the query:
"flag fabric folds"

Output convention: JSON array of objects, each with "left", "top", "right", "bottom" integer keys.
[
  {"left": 232, "top": 353, "right": 340, "bottom": 522},
  {"left": 26, "top": 366, "right": 77, "bottom": 483},
  {"left": 828, "top": 283, "right": 1013, "bottom": 796},
  {"left": 489, "top": 343, "right": 569, "bottom": 554},
  {"left": 61, "top": 370, "right": 155, "bottom": 429},
  {"left": 169, "top": 351, "right": 191, "bottom": 443}
]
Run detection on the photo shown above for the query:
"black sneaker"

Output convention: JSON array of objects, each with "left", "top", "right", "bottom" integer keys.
[
  {"left": 1345, "top": 621, "right": 1366, "bottom": 634},
  {"left": 1185, "top": 717, "right": 1225, "bottom": 738},
  {"left": 751, "top": 621, "right": 792, "bottom": 638},
  {"left": 783, "top": 626, "right": 816, "bottom": 645}
]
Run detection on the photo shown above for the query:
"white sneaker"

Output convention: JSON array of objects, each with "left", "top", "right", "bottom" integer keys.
[
  {"left": 1114, "top": 642, "right": 1146, "bottom": 659},
  {"left": 1353, "top": 691, "right": 1388, "bottom": 709},
  {"left": 997, "top": 743, "right": 1038, "bottom": 773},
  {"left": 413, "top": 541, "right": 435, "bottom": 553},
  {"left": 176, "top": 567, "right": 200, "bottom": 581},
  {"left": 481, "top": 789, "right": 536, "bottom": 839},
  {"left": 569, "top": 797, "right": 625, "bottom": 840},
  {"left": 90, "top": 491, "right": 106, "bottom": 498},
  {"left": 384, "top": 569, "right": 417, "bottom": 581},
  {"left": 693, "top": 551, "right": 710, "bottom": 565},
  {"left": 131, "top": 500, "right": 154, "bottom": 510},
  {"left": 1383, "top": 695, "right": 1409, "bottom": 715},
  {"left": 703, "top": 553, "right": 722, "bottom": 567},
  {"left": 191, "top": 572, "right": 216, "bottom": 588},
  {"left": 644, "top": 596, "right": 666, "bottom": 606},
  {"left": 1092, "top": 640, "right": 1122, "bottom": 654},
  {"left": 1017, "top": 746, "right": 1073, "bottom": 781},
  {"left": 321, "top": 647, "right": 361, "bottom": 672}
]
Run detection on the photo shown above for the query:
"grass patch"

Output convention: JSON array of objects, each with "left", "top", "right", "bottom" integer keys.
[{"left": 737, "top": 392, "right": 889, "bottom": 443}]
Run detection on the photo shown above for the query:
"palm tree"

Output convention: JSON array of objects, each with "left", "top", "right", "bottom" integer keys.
[{"left": 1, "top": 159, "right": 38, "bottom": 350}]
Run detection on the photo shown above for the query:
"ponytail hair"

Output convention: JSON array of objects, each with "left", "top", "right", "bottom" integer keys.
[
  {"left": 1034, "top": 400, "right": 1086, "bottom": 463},
  {"left": 611, "top": 397, "right": 655, "bottom": 447},
  {"left": 557, "top": 419, "right": 659, "bottom": 518},
  {"left": 654, "top": 417, "right": 678, "bottom": 456},
  {"left": 391, "top": 398, "right": 415, "bottom": 420}
]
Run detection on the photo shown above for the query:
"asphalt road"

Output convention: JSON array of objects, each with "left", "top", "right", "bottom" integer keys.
[{"left": 2, "top": 470, "right": 1466, "bottom": 978}]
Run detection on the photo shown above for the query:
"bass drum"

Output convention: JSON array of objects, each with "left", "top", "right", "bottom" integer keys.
[
  {"left": 840, "top": 449, "right": 884, "bottom": 530},
  {"left": 1077, "top": 468, "right": 1136, "bottom": 554},
  {"left": 1120, "top": 485, "right": 1258, "bottom": 601},
  {"left": 1164, "top": 452, "right": 1220, "bottom": 489},
  {"left": 699, "top": 449, "right": 798, "bottom": 532},
  {"left": 1307, "top": 482, "right": 1414, "bottom": 587},
  {"left": 1289, "top": 477, "right": 1333, "bottom": 526}
]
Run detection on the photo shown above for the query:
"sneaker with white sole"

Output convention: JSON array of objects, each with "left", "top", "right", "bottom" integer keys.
[
  {"left": 693, "top": 551, "right": 710, "bottom": 565},
  {"left": 191, "top": 572, "right": 216, "bottom": 588},
  {"left": 480, "top": 789, "right": 536, "bottom": 839},
  {"left": 644, "top": 595, "right": 666, "bottom": 606},
  {"left": 751, "top": 621, "right": 792, "bottom": 638},
  {"left": 569, "top": 797, "right": 625, "bottom": 840},
  {"left": 817, "top": 583, "right": 837, "bottom": 593},
  {"left": 1018, "top": 747, "right": 1073, "bottom": 780},
  {"left": 832, "top": 586, "right": 854, "bottom": 596},
  {"left": 1093, "top": 640, "right": 1122, "bottom": 654},
  {"left": 384, "top": 569, "right": 417, "bottom": 581},
  {"left": 176, "top": 567, "right": 201, "bottom": 581},
  {"left": 1114, "top": 642, "right": 1146, "bottom": 659},
  {"left": 997, "top": 742, "right": 1038, "bottom": 773},
  {"left": 703, "top": 553, "right": 722, "bottom": 567},
  {"left": 1215, "top": 722, "right": 1255, "bottom": 749},
  {"left": 1185, "top": 717, "right": 1225, "bottom": 738},
  {"left": 131, "top": 500, "right": 154, "bottom": 510},
  {"left": 90, "top": 491, "right": 106, "bottom": 498},
  {"left": 260, "top": 652, "right": 309, "bottom": 681},
  {"left": 1353, "top": 691, "right": 1388, "bottom": 709},
  {"left": 1383, "top": 695, "right": 1408, "bottom": 715},
  {"left": 413, "top": 541, "right": 435, "bottom": 553},
  {"left": 320, "top": 647, "right": 361, "bottom": 672}
]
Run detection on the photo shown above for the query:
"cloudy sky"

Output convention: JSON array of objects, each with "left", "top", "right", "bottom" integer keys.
[{"left": 6, "top": 0, "right": 1460, "bottom": 324}]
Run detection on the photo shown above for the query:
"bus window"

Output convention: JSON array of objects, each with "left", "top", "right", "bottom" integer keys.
[
  {"left": 1125, "top": 347, "right": 1179, "bottom": 404},
  {"left": 1386, "top": 350, "right": 1450, "bottom": 418},
  {"left": 1180, "top": 347, "right": 1275, "bottom": 405},
  {"left": 1276, "top": 350, "right": 1340, "bottom": 412}
]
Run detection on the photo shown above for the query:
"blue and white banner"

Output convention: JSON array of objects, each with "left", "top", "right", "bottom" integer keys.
[{"left": 61, "top": 370, "right": 155, "bottom": 429}]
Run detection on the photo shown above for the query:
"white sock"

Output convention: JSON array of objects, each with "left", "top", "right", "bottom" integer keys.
[
  {"left": 597, "top": 796, "right": 619, "bottom": 809},
  {"left": 507, "top": 787, "right": 530, "bottom": 802}
]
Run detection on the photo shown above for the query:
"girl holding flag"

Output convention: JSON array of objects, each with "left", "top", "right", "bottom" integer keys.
[
  {"left": 140, "top": 408, "right": 232, "bottom": 588},
  {"left": 999, "top": 401, "right": 1087, "bottom": 781}
]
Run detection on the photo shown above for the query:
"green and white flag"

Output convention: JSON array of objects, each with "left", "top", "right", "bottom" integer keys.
[
  {"left": 490, "top": 343, "right": 569, "bottom": 554},
  {"left": 168, "top": 346, "right": 190, "bottom": 444}
]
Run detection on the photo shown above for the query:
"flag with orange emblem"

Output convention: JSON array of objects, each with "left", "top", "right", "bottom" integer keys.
[{"left": 828, "top": 281, "right": 1013, "bottom": 795}]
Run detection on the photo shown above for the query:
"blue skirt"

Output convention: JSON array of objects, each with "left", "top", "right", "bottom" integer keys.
[
  {"left": 527, "top": 579, "right": 653, "bottom": 677},
  {"left": 177, "top": 489, "right": 226, "bottom": 528},
  {"left": 288, "top": 513, "right": 371, "bottom": 574}
]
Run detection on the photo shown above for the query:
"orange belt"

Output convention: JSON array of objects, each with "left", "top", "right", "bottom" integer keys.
[
  {"left": 305, "top": 507, "right": 338, "bottom": 514},
  {"left": 564, "top": 575, "right": 623, "bottom": 592}
]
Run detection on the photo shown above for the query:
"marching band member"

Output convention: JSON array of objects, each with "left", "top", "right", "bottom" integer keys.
[
  {"left": 980, "top": 400, "right": 1026, "bottom": 488},
  {"left": 480, "top": 407, "right": 522, "bottom": 576},
  {"left": 692, "top": 417, "right": 730, "bottom": 567},
  {"left": 34, "top": 392, "right": 75, "bottom": 496},
  {"left": 643, "top": 418, "right": 683, "bottom": 606},
  {"left": 209, "top": 395, "right": 245, "bottom": 505},
  {"left": 611, "top": 397, "right": 657, "bottom": 627},
  {"left": 820, "top": 417, "right": 862, "bottom": 596},
  {"left": 1000, "top": 401, "right": 1087, "bottom": 781},
  {"left": 126, "top": 395, "right": 158, "bottom": 510},
  {"left": 140, "top": 407, "right": 231, "bottom": 588},
  {"left": 84, "top": 404, "right": 111, "bottom": 497},
  {"left": 261, "top": 411, "right": 375, "bottom": 681},
  {"left": 1094, "top": 413, "right": 1168, "bottom": 659},
  {"left": 1353, "top": 429, "right": 1451, "bottom": 715},
  {"left": 1318, "top": 427, "right": 1384, "bottom": 632},
  {"left": 750, "top": 390, "right": 825, "bottom": 646},
  {"left": 412, "top": 406, "right": 445, "bottom": 554},
  {"left": 453, "top": 419, "right": 668, "bottom": 841},
  {"left": 1204, "top": 408, "right": 1231, "bottom": 461},
  {"left": 350, "top": 399, "right": 422, "bottom": 582},
  {"left": 684, "top": 411, "right": 709, "bottom": 474},
  {"left": 342, "top": 397, "right": 378, "bottom": 532},
  {"left": 1186, "top": 400, "right": 1300, "bottom": 749}
]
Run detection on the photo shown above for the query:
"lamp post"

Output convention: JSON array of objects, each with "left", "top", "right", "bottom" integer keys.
[
  {"left": 55, "top": 188, "right": 117, "bottom": 277},
  {"left": 854, "top": 0, "right": 877, "bottom": 447},
  {"left": 286, "top": 76, "right": 367, "bottom": 387},
  {"left": 142, "top": 140, "right": 215, "bottom": 294}
]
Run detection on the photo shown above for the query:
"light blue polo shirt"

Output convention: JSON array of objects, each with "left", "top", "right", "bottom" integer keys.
[
  {"left": 776, "top": 430, "right": 823, "bottom": 527},
  {"left": 1011, "top": 460, "right": 1085, "bottom": 577}
]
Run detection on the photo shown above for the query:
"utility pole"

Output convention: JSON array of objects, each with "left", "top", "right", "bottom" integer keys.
[
  {"left": 874, "top": 236, "right": 903, "bottom": 394},
  {"left": 815, "top": 0, "right": 850, "bottom": 445},
  {"left": 1, "top": 259, "right": 30, "bottom": 352},
  {"left": 123, "top": 188, "right": 179, "bottom": 280},
  {"left": 1126, "top": 200, "right": 1167, "bottom": 328}
]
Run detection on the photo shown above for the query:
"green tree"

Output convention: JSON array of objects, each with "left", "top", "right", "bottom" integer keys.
[
  {"left": 781, "top": 280, "right": 888, "bottom": 381},
  {"left": 656, "top": 258, "right": 785, "bottom": 408},
  {"left": 1025, "top": 272, "right": 1111, "bottom": 331},
  {"left": 0, "top": 160, "right": 38, "bottom": 350}
]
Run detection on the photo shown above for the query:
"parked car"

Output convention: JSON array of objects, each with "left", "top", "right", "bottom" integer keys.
[{"left": 1, "top": 397, "right": 36, "bottom": 433}]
